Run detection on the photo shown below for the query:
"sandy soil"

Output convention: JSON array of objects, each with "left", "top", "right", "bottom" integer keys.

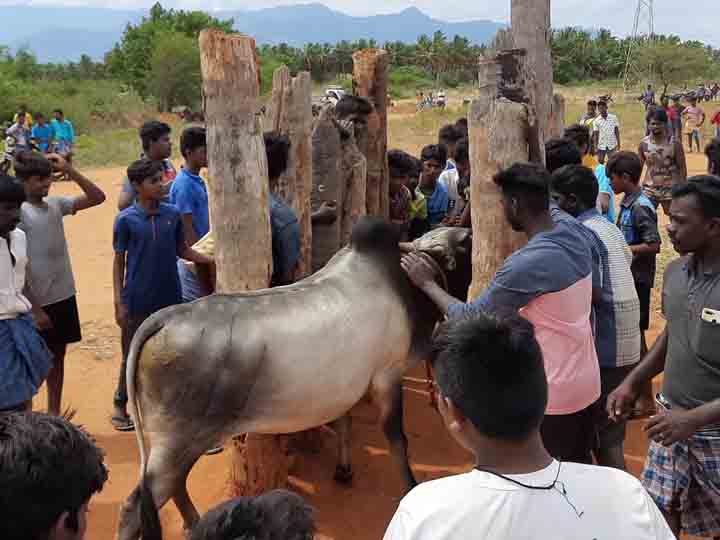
[{"left": 32, "top": 152, "right": 710, "bottom": 539}]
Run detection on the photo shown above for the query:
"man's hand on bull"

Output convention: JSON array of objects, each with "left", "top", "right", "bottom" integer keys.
[{"left": 401, "top": 253, "right": 439, "bottom": 290}]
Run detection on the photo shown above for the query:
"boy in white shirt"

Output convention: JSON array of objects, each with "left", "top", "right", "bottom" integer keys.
[
  {"left": 384, "top": 312, "right": 675, "bottom": 540},
  {"left": 0, "top": 174, "right": 52, "bottom": 412}
]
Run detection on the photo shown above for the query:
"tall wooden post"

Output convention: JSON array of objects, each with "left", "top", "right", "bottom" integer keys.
[
  {"left": 549, "top": 93, "right": 566, "bottom": 138},
  {"left": 199, "top": 29, "right": 288, "bottom": 497},
  {"left": 268, "top": 66, "right": 313, "bottom": 277},
  {"left": 352, "top": 49, "right": 389, "bottom": 219}
]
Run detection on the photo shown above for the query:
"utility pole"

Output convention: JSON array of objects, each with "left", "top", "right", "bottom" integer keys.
[{"left": 623, "top": 0, "right": 655, "bottom": 91}]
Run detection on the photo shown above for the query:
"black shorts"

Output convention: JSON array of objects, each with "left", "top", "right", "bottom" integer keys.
[
  {"left": 596, "top": 365, "right": 634, "bottom": 450},
  {"left": 541, "top": 401, "right": 599, "bottom": 464},
  {"left": 636, "top": 282, "right": 652, "bottom": 331},
  {"left": 39, "top": 295, "right": 82, "bottom": 346}
]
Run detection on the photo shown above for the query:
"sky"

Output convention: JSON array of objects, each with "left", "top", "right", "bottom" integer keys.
[{"left": 2, "top": 0, "right": 718, "bottom": 45}]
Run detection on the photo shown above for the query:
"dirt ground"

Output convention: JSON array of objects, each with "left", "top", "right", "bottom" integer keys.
[{"left": 32, "top": 151, "right": 711, "bottom": 539}]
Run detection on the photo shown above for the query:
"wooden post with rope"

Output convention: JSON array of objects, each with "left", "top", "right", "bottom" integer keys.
[{"left": 199, "top": 29, "right": 289, "bottom": 497}]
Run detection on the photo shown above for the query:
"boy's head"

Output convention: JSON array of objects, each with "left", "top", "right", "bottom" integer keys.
[
  {"left": 493, "top": 162, "right": 550, "bottom": 232},
  {"left": 661, "top": 95, "right": 670, "bottom": 108},
  {"left": 454, "top": 137, "right": 470, "bottom": 180},
  {"left": 189, "top": 489, "right": 315, "bottom": 540},
  {"left": 420, "top": 144, "right": 447, "bottom": 188},
  {"left": 139, "top": 120, "right": 172, "bottom": 161},
  {"left": 550, "top": 164, "right": 599, "bottom": 218},
  {"left": 455, "top": 117, "right": 469, "bottom": 138},
  {"left": 586, "top": 99, "right": 597, "bottom": 116},
  {"left": 407, "top": 155, "right": 422, "bottom": 190},
  {"left": 432, "top": 312, "right": 547, "bottom": 451},
  {"left": 334, "top": 95, "right": 372, "bottom": 127},
  {"left": 127, "top": 158, "right": 166, "bottom": 202},
  {"left": 438, "top": 124, "right": 462, "bottom": 160},
  {"left": 263, "top": 131, "right": 291, "bottom": 183},
  {"left": 180, "top": 126, "right": 207, "bottom": 168},
  {"left": 16, "top": 111, "right": 26, "bottom": 125},
  {"left": 598, "top": 100, "right": 608, "bottom": 117},
  {"left": 690, "top": 97, "right": 698, "bottom": 107},
  {"left": 606, "top": 151, "right": 643, "bottom": 194},
  {"left": 0, "top": 173, "right": 26, "bottom": 236},
  {"left": 545, "top": 137, "right": 582, "bottom": 174},
  {"left": 562, "top": 124, "right": 591, "bottom": 157},
  {"left": 706, "top": 138, "right": 720, "bottom": 176},
  {"left": 668, "top": 175, "right": 720, "bottom": 256},
  {"left": 14, "top": 151, "right": 53, "bottom": 199},
  {"left": 0, "top": 412, "right": 108, "bottom": 540},
  {"left": 35, "top": 112, "right": 46, "bottom": 125},
  {"left": 647, "top": 108, "right": 669, "bottom": 137},
  {"left": 388, "top": 149, "right": 414, "bottom": 193},
  {"left": 53, "top": 109, "right": 64, "bottom": 121}
]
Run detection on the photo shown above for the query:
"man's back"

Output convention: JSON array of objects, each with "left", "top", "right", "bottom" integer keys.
[{"left": 384, "top": 461, "right": 674, "bottom": 540}]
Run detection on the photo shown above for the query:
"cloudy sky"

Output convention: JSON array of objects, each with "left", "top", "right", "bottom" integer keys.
[{"left": 3, "top": 0, "right": 718, "bottom": 44}]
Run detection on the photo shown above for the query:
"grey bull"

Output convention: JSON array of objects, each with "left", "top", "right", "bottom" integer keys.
[{"left": 117, "top": 219, "right": 472, "bottom": 540}]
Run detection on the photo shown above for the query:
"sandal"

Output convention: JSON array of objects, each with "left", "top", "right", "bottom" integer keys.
[
  {"left": 111, "top": 415, "right": 135, "bottom": 432},
  {"left": 205, "top": 444, "right": 224, "bottom": 456}
]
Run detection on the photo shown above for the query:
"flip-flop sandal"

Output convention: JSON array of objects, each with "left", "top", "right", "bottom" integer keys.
[
  {"left": 111, "top": 416, "right": 135, "bottom": 432},
  {"left": 205, "top": 445, "right": 224, "bottom": 456}
]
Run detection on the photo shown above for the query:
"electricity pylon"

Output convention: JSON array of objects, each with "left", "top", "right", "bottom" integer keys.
[{"left": 623, "top": 0, "right": 655, "bottom": 91}]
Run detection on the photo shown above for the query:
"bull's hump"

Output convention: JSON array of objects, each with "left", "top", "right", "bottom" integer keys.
[{"left": 350, "top": 217, "right": 401, "bottom": 255}]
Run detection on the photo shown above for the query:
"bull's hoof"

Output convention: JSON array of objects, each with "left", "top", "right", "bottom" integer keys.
[{"left": 333, "top": 464, "right": 354, "bottom": 485}]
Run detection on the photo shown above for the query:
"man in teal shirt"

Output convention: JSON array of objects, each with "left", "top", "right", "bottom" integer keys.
[{"left": 50, "top": 109, "right": 75, "bottom": 156}]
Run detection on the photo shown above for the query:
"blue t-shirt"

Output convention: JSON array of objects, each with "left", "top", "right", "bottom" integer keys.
[
  {"left": 169, "top": 168, "right": 209, "bottom": 239},
  {"left": 113, "top": 203, "right": 185, "bottom": 315},
  {"left": 421, "top": 181, "right": 450, "bottom": 227},
  {"left": 31, "top": 124, "right": 54, "bottom": 152},
  {"left": 270, "top": 194, "right": 300, "bottom": 286},
  {"left": 595, "top": 165, "right": 616, "bottom": 224}
]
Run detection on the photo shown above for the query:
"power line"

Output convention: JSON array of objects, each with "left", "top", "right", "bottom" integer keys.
[{"left": 623, "top": 0, "right": 655, "bottom": 91}]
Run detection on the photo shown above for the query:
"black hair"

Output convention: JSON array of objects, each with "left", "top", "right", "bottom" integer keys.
[
  {"left": 189, "top": 490, "right": 315, "bottom": 540},
  {"left": 587, "top": 99, "right": 597, "bottom": 106},
  {"left": 705, "top": 138, "right": 720, "bottom": 176},
  {"left": 598, "top": 100, "right": 608, "bottom": 107},
  {"left": 438, "top": 124, "right": 463, "bottom": 146},
  {"left": 606, "top": 151, "right": 643, "bottom": 183},
  {"left": 454, "top": 137, "right": 469, "bottom": 165},
  {"left": 409, "top": 156, "right": 422, "bottom": 179},
  {"left": 672, "top": 175, "right": 720, "bottom": 220},
  {"left": 263, "top": 131, "right": 291, "bottom": 181},
  {"left": 34, "top": 112, "right": 45, "bottom": 120},
  {"left": 455, "top": 118, "right": 468, "bottom": 129},
  {"left": 545, "top": 137, "right": 582, "bottom": 173},
  {"left": 139, "top": 120, "right": 172, "bottom": 152},
  {"left": 647, "top": 108, "right": 669, "bottom": 124},
  {"left": 334, "top": 95, "right": 372, "bottom": 119},
  {"left": 0, "top": 173, "right": 27, "bottom": 206},
  {"left": 551, "top": 164, "right": 599, "bottom": 210},
  {"left": 387, "top": 149, "right": 414, "bottom": 178},
  {"left": 0, "top": 412, "right": 108, "bottom": 540},
  {"left": 53, "top": 109, "right": 64, "bottom": 116},
  {"left": 493, "top": 162, "right": 550, "bottom": 214},
  {"left": 563, "top": 124, "right": 591, "bottom": 152},
  {"left": 13, "top": 151, "right": 52, "bottom": 180},
  {"left": 127, "top": 158, "right": 164, "bottom": 185},
  {"left": 432, "top": 312, "right": 547, "bottom": 441},
  {"left": 180, "top": 126, "right": 207, "bottom": 159},
  {"left": 420, "top": 144, "right": 447, "bottom": 167}
]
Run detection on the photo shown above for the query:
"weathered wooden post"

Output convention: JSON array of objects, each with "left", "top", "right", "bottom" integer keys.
[
  {"left": 550, "top": 93, "right": 566, "bottom": 138},
  {"left": 199, "top": 29, "right": 288, "bottom": 496},
  {"left": 268, "top": 66, "right": 313, "bottom": 277},
  {"left": 352, "top": 49, "right": 389, "bottom": 219}
]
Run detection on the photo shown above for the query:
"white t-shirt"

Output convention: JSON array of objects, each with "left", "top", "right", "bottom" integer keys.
[
  {"left": 0, "top": 229, "right": 32, "bottom": 320},
  {"left": 383, "top": 461, "right": 675, "bottom": 540},
  {"left": 439, "top": 168, "right": 460, "bottom": 216}
]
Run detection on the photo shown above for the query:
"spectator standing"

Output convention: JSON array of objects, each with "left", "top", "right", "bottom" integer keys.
[
  {"left": 707, "top": 138, "right": 720, "bottom": 176},
  {"left": 112, "top": 158, "right": 211, "bottom": 431},
  {"left": 117, "top": 121, "right": 176, "bottom": 211},
  {"left": 30, "top": 113, "right": 54, "bottom": 153},
  {"left": 639, "top": 108, "right": 688, "bottom": 215},
  {"left": 640, "top": 84, "right": 656, "bottom": 110},
  {"left": 551, "top": 165, "right": 641, "bottom": 470},
  {"left": 6, "top": 111, "right": 31, "bottom": 152},
  {"left": 417, "top": 145, "right": 449, "bottom": 228},
  {"left": 0, "top": 174, "right": 52, "bottom": 413},
  {"left": 580, "top": 99, "right": 598, "bottom": 127},
  {"left": 383, "top": 313, "right": 674, "bottom": 540},
  {"left": 406, "top": 156, "right": 429, "bottom": 241},
  {"left": 682, "top": 98, "right": 706, "bottom": 153},
  {"left": 710, "top": 108, "right": 720, "bottom": 138},
  {"left": 12, "top": 104, "right": 33, "bottom": 128},
  {"left": 402, "top": 163, "right": 601, "bottom": 464},
  {"left": 14, "top": 152, "right": 105, "bottom": 416},
  {"left": 592, "top": 101, "right": 621, "bottom": 165},
  {"left": 451, "top": 138, "right": 472, "bottom": 227},
  {"left": 0, "top": 412, "right": 108, "bottom": 540},
  {"left": 608, "top": 176, "right": 720, "bottom": 539},
  {"left": 388, "top": 150, "right": 413, "bottom": 234},
  {"left": 50, "top": 109, "right": 75, "bottom": 159},
  {"left": 438, "top": 124, "right": 464, "bottom": 217},
  {"left": 668, "top": 97, "right": 684, "bottom": 141},
  {"left": 170, "top": 127, "right": 209, "bottom": 247}
]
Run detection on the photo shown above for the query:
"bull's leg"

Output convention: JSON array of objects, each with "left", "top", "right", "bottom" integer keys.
[
  {"left": 332, "top": 414, "right": 353, "bottom": 484},
  {"left": 372, "top": 379, "right": 417, "bottom": 492}
]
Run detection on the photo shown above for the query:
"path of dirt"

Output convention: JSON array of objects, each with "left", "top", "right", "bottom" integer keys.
[{"left": 32, "top": 153, "right": 710, "bottom": 539}]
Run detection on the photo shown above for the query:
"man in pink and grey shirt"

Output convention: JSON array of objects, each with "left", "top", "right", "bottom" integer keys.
[{"left": 402, "top": 162, "right": 601, "bottom": 463}]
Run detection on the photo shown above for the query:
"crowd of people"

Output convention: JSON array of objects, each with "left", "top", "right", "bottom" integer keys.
[
  {"left": 5, "top": 104, "right": 76, "bottom": 160},
  {"left": 1, "top": 90, "right": 720, "bottom": 540}
]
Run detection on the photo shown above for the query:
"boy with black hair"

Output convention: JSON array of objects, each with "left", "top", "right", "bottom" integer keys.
[
  {"left": 6, "top": 111, "right": 30, "bottom": 152},
  {"left": 30, "top": 113, "right": 54, "bottom": 153},
  {"left": 0, "top": 411, "right": 108, "bottom": 540},
  {"left": 418, "top": 144, "right": 449, "bottom": 228},
  {"left": 551, "top": 164, "right": 641, "bottom": 470},
  {"left": 112, "top": 158, "right": 211, "bottom": 430},
  {"left": 50, "top": 109, "right": 74, "bottom": 160},
  {"left": 580, "top": 99, "right": 598, "bottom": 127},
  {"left": 384, "top": 312, "right": 673, "bottom": 540},
  {"left": 406, "top": 155, "right": 429, "bottom": 240},
  {"left": 118, "top": 120, "right": 176, "bottom": 211},
  {"left": 545, "top": 137, "right": 582, "bottom": 174},
  {"left": 170, "top": 126, "right": 208, "bottom": 247},
  {"left": 14, "top": 151, "right": 106, "bottom": 416},
  {"left": 403, "top": 162, "right": 601, "bottom": 463},
  {"left": 593, "top": 101, "right": 621, "bottom": 165},
  {"left": 438, "top": 125, "right": 463, "bottom": 216},
  {"left": 0, "top": 174, "right": 52, "bottom": 412},
  {"left": 608, "top": 151, "right": 661, "bottom": 360},
  {"left": 609, "top": 175, "right": 720, "bottom": 539},
  {"left": 388, "top": 149, "right": 413, "bottom": 233}
]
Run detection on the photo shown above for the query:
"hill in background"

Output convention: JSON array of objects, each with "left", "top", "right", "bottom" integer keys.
[{"left": 1, "top": 3, "right": 504, "bottom": 63}]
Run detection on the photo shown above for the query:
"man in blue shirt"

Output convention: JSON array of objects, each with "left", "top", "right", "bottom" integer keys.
[
  {"left": 418, "top": 144, "right": 449, "bottom": 227},
  {"left": 30, "top": 113, "right": 54, "bottom": 153},
  {"left": 170, "top": 126, "right": 209, "bottom": 246},
  {"left": 50, "top": 109, "right": 74, "bottom": 156}
]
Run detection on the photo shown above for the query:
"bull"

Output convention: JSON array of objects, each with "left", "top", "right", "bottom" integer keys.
[{"left": 117, "top": 219, "right": 472, "bottom": 540}]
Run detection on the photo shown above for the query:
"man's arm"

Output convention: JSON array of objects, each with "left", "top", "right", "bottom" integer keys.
[
  {"left": 113, "top": 251, "right": 128, "bottom": 328},
  {"left": 638, "top": 141, "right": 647, "bottom": 166},
  {"left": 23, "top": 281, "right": 52, "bottom": 331},
  {"left": 401, "top": 253, "right": 463, "bottom": 314},
  {"left": 676, "top": 140, "right": 688, "bottom": 181},
  {"left": 180, "top": 214, "right": 199, "bottom": 247},
  {"left": 178, "top": 245, "right": 213, "bottom": 266},
  {"left": 631, "top": 203, "right": 661, "bottom": 257},
  {"left": 614, "top": 126, "right": 621, "bottom": 149},
  {"left": 48, "top": 154, "right": 106, "bottom": 212}
]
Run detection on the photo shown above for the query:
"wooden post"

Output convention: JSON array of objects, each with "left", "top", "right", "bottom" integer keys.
[
  {"left": 199, "top": 29, "right": 288, "bottom": 497},
  {"left": 340, "top": 131, "right": 367, "bottom": 247},
  {"left": 267, "top": 66, "right": 313, "bottom": 278},
  {"left": 352, "top": 49, "right": 389, "bottom": 219}
]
